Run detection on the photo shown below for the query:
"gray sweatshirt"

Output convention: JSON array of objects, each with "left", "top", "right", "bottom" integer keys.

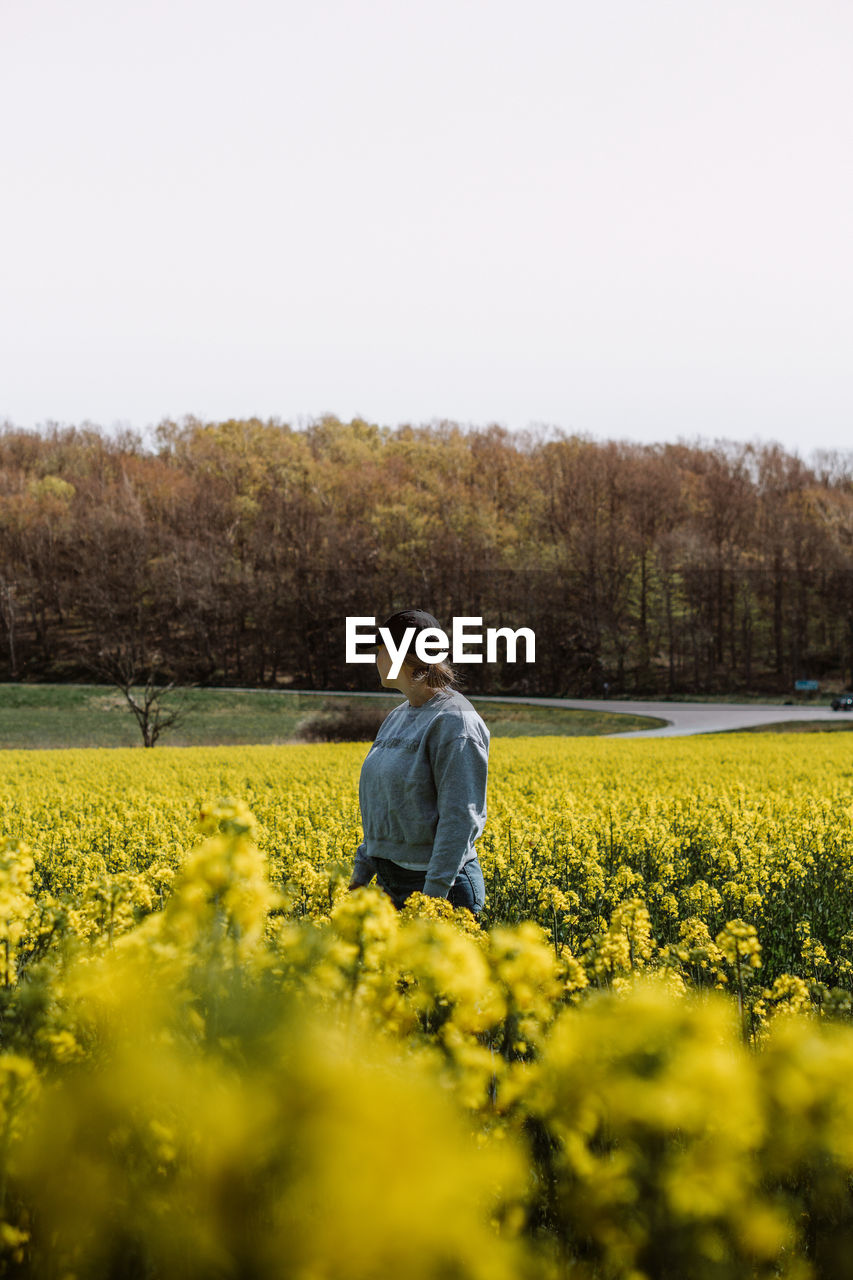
[{"left": 350, "top": 688, "right": 490, "bottom": 897}]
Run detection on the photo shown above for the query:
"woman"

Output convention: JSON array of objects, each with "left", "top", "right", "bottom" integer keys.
[{"left": 348, "top": 608, "right": 489, "bottom": 915}]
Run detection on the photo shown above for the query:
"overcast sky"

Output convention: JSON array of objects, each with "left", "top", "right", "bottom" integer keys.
[{"left": 2, "top": 0, "right": 852, "bottom": 455}]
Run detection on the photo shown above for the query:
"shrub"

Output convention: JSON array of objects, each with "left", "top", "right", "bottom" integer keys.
[{"left": 294, "top": 699, "right": 393, "bottom": 742}]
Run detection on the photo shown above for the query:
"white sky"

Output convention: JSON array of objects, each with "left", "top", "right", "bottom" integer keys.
[{"left": 2, "top": 0, "right": 852, "bottom": 455}]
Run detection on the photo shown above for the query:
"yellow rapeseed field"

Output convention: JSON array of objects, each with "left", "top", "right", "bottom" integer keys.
[{"left": 0, "top": 735, "right": 852, "bottom": 1277}]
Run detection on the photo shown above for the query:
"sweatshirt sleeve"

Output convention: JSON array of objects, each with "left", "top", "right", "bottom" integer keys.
[
  {"left": 350, "top": 841, "right": 377, "bottom": 888},
  {"left": 423, "top": 733, "right": 489, "bottom": 898}
]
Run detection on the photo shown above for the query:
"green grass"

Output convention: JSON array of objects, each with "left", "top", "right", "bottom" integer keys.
[
  {"left": 467, "top": 700, "right": 663, "bottom": 737},
  {"left": 0, "top": 684, "right": 665, "bottom": 749},
  {"left": 605, "top": 692, "right": 837, "bottom": 705},
  {"left": 721, "top": 718, "right": 853, "bottom": 734}
]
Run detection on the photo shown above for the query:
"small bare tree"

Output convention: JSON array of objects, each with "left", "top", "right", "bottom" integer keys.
[{"left": 89, "top": 643, "right": 190, "bottom": 747}]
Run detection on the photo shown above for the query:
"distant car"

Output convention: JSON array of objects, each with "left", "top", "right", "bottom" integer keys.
[{"left": 831, "top": 693, "right": 853, "bottom": 711}]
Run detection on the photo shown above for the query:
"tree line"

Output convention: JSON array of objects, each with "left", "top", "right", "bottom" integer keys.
[{"left": 0, "top": 415, "right": 851, "bottom": 696}]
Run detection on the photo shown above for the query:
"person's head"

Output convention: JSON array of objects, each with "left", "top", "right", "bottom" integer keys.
[{"left": 374, "top": 609, "right": 459, "bottom": 700}]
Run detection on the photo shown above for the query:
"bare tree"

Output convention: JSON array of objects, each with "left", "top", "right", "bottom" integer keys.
[
  {"left": 0, "top": 579, "right": 18, "bottom": 679},
  {"left": 89, "top": 643, "right": 190, "bottom": 747}
]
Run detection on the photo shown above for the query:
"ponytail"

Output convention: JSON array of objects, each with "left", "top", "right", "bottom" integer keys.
[{"left": 407, "top": 655, "right": 459, "bottom": 692}]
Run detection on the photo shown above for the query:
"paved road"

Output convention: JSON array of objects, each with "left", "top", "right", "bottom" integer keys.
[
  {"left": 290, "top": 689, "right": 848, "bottom": 738},
  {"left": 473, "top": 695, "right": 846, "bottom": 737}
]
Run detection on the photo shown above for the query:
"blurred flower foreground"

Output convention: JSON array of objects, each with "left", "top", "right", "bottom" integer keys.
[{"left": 1, "top": 794, "right": 853, "bottom": 1280}]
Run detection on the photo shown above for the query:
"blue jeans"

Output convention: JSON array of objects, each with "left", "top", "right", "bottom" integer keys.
[{"left": 373, "top": 857, "right": 486, "bottom": 915}]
